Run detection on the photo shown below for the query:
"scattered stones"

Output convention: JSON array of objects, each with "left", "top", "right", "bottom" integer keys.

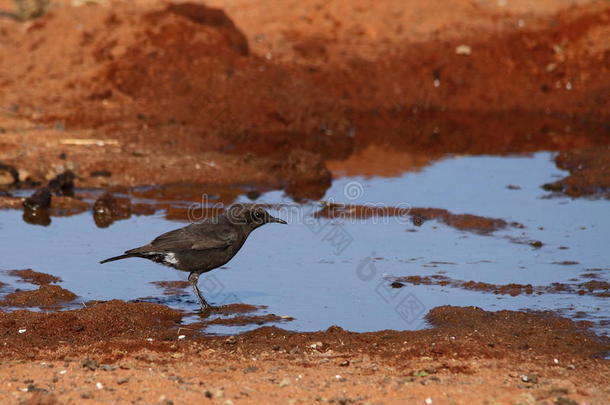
[
  {"left": 555, "top": 398, "right": 578, "bottom": 405},
  {"left": 48, "top": 171, "right": 75, "bottom": 197},
  {"left": 23, "top": 187, "right": 51, "bottom": 210},
  {"left": 81, "top": 358, "right": 99, "bottom": 371},
  {"left": 158, "top": 395, "right": 173, "bottom": 405},
  {"left": 520, "top": 374, "right": 538, "bottom": 383},
  {"left": 92, "top": 193, "right": 131, "bottom": 228},
  {"left": 100, "top": 364, "right": 117, "bottom": 371}
]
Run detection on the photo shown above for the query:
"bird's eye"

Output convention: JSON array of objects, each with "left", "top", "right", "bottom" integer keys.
[{"left": 253, "top": 211, "right": 262, "bottom": 220}]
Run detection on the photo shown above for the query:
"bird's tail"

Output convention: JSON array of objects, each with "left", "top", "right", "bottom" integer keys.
[{"left": 99, "top": 254, "right": 135, "bottom": 264}]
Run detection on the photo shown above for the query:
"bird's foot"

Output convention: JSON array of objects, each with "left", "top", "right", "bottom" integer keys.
[{"left": 197, "top": 305, "right": 217, "bottom": 316}]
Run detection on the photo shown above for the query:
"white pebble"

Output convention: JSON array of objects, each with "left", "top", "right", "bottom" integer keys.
[
  {"left": 59, "top": 370, "right": 67, "bottom": 375},
  {"left": 96, "top": 382, "right": 104, "bottom": 390},
  {"left": 553, "top": 358, "right": 559, "bottom": 364},
  {"left": 433, "top": 79, "right": 441, "bottom": 88},
  {"left": 146, "top": 338, "right": 153, "bottom": 342},
  {"left": 455, "top": 45, "right": 472, "bottom": 55},
  {"left": 178, "top": 335, "right": 186, "bottom": 340},
  {"left": 18, "top": 328, "right": 26, "bottom": 334},
  {"left": 425, "top": 398, "right": 433, "bottom": 404}
]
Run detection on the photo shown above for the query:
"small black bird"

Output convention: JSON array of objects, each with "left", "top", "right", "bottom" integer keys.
[{"left": 100, "top": 204, "right": 287, "bottom": 310}]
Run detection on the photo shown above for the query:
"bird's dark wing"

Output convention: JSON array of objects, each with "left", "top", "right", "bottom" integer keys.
[{"left": 142, "top": 223, "right": 239, "bottom": 253}]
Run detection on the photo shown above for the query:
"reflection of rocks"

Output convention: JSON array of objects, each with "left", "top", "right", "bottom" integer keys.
[
  {"left": 22, "top": 187, "right": 51, "bottom": 226},
  {"left": 22, "top": 206, "right": 51, "bottom": 226},
  {"left": 150, "top": 280, "right": 191, "bottom": 296},
  {"left": 277, "top": 150, "right": 332, "bottom": 201},
  {"left": 93, "top": 193, "right": 131, "bottom": 228},
  {"left": 20, "top": 171, "right": 84, "bottom": 225}
]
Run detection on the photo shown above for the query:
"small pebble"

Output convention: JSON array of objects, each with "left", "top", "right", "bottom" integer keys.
[
  {"left": 96, "top": 382, "right": 104, "bottom": 390},
  {"left": 18, "top": 328, "right": 27, "bottom": 334},
  {"left": 117, "top": 377, "right": 129, "bottom": 385},
  {"left": 425, "top": 398, "right": 433, "bottom": 404},
  {"left": 455, "top": 45, "right": 472, "bottom": 55}
]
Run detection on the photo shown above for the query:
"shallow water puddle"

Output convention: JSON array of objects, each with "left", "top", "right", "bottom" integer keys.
[{"left": 0, "top": 152, "right": 608, "bottom": 335}]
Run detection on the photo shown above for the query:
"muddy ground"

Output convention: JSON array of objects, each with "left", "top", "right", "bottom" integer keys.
[
  {"left": 1, "top": 294, "right": 609, "bottom": 404},
  {"left": 0, "top": 0, "right": 609, "bottom": 197},
  {"left": 0, "top": 0, "right": 609, "bottom": 403}
]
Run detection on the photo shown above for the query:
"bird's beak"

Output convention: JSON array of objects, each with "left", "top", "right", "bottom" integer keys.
[{"left": 269, "top": 216, "right": 287, "bottom": 224}]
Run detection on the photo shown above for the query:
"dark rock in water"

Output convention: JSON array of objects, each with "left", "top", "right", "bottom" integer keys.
[
  {"left": 48, "top": 170, "right": 76, "bottom": 197},
  {"left": 22, "top": 207, "right": 51, "bottom": 226},
  {"left": 23, "top": 187, "right": 51, "bottom": 210},
  {"left": 93, "top": 193, "right": 131, "bottom": 227}
]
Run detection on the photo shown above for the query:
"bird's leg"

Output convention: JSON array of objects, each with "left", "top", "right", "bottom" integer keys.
[{"left": 188, "top": 272, "right": 212, "bottom": 311}]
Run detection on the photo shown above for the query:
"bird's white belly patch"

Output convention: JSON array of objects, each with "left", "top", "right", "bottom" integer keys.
[{"left": 163, "top": 253, "right": 179, "bottom": 266}]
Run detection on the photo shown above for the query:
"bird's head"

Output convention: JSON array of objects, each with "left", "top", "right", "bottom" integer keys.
[{"left": 226, "top": 204, "right": 287, "bottom": 229}]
